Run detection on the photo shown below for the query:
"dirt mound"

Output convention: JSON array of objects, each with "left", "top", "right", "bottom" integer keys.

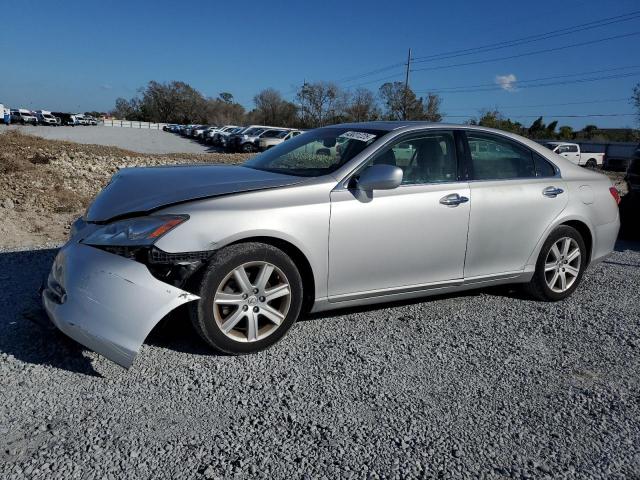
[{"left": 0, "top": 131, "right": 250, "bottom": 248}]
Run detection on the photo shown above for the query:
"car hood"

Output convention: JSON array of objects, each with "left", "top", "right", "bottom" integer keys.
[{"left": 85, "top": 164, "right": 303, "bottom": 222}]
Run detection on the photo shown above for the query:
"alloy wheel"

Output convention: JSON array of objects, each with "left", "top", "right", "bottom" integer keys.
[
  {"left": 213, "top": 261, "right": 291, "bottom": 342},
  {"left": 544, "top": 237, "right": 581, "bottom": 293}
]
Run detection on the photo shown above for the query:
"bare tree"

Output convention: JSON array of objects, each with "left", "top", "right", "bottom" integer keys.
[
  {"left": 344, "top": 88, "right": 380, "bottom": 122},
  {"left": 296, "top": 81, "right": 347, "bottom": 128},
  {"left": 111, "top": 97, "right": 141, "bottom": 120},
  {"left": 252, "top": 88, "right": 298, "bottom": 126},
  {"left": 205, "top": 98, "right": 245, "bottom": 125},
  {"left": 423, "top": 93, "right": 443, "bottom": 122},
  {"left": 379, "top": 82, "right": 424, "bottom": 120}
]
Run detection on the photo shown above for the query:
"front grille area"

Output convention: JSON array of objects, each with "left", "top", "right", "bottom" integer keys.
[{"left": 149, "top": 248, "right": 212, "bottom": 264}]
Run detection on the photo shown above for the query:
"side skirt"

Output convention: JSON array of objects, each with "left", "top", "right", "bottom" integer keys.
[{"left": 310, "top": 271, "right": 534, "bottom": 314}]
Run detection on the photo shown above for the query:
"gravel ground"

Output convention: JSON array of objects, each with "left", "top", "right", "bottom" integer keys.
[
  {"left": 2, "top": 125, "right": 212, "bottom": 154},
  {"left": 0, "top": 241, "right": 638, "bottom": 479},
  {"left": 0, "top": 131, "right": 249, "bottom": 249}
]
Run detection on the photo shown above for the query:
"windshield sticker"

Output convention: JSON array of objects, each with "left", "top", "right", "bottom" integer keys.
[{"left": 339, "top": 131, "right": 377, "bottom": 142}]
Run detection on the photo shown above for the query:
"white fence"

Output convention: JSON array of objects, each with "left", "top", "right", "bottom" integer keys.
[{"left": 101, "top": 119, "right": 168, "bottom": 130}]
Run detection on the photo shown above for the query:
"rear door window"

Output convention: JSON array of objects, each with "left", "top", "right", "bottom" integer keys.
[{"left": 467, "top": 133, "right": 536, "bottom": 180}]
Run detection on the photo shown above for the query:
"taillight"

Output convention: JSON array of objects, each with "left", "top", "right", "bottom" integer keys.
[{"left": 609, "top": 187, "right": 621, "bottom": 205}]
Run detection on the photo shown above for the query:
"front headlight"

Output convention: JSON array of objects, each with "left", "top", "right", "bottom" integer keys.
[{"left": 83, "top": 215, "right": 188, "bottom": 247}]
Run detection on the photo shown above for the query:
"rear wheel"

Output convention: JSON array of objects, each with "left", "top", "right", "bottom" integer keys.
[
  {"left": 190, "top": 242, "right": 303, "bottom": 354},
  {"left": 525, "top": 226, "right": 587, "bottom": 301},
  {"left": 585, "top": 158, "right": 597, "bottom": 169}
]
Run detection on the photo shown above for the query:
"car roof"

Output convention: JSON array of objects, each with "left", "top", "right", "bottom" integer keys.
[{"left": 324, "top": 121, "right": 454, "bottom": 131}]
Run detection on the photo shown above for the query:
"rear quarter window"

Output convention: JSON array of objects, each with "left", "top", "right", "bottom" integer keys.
[{"left": 533, "top": 153, "right": 557, "bottom": 177}]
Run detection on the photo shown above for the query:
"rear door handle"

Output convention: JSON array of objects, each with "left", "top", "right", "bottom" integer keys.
[
  {"left": 439, "top": 193, "right": 469, "bottom": 206},
  {"left": 543, "top": 186, "right": 564, "bottom": 198}
]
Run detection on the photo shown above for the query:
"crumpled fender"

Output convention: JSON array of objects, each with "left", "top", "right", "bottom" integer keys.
[{"left": 42, "top": 243, "right": 199, "bottom": 368}]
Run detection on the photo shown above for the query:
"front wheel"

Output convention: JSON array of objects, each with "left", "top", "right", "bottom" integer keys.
[
  {"left": 525, "top": 225, "right": 587, "bottom": 301},
  {"left": 190, "top": 242, "right": 303, "bottom": 354},
  {"left": 241, "top": 143, "right": 255, "bottom": 153}
]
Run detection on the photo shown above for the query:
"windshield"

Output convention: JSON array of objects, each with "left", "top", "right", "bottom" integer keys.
[
  {"left": 243, "top": 127, "right": 386, "bottom": 177},
  {"left": 276, "top": 130, "right": 290, "bottom": 138}
]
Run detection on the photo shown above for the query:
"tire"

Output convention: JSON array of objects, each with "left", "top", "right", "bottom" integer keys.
[
  {"left": 190, "top": 242, "right": 303, "bottom": 354},
  {"left": 241, "top": 143, "right": 255, "bottom": 153},
  {"left": 585, "top": 159, "right": 597, "bottom": 169},
  {"left": 525, "top": 225, "right": 587, "bottom": 301}
]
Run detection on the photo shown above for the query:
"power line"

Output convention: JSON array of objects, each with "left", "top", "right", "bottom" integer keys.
[
  {"left": 412, "top": 10, "right": 640, "bottom": 64},
  {"left": 413, "top": 72, "right": 640, "bottom": 95},
  {"left": 443, "top": 113, "right": 636, "bottom": 118},
  {"left": 325, "top": 10, "right": 640, "bottom": 87},
  {"left": 414, "top": 65, "right": 640, "bottom": 93},
  {"left": 443, "top": 97, "right": 631, "bottom": 111},
  {"left": 342, "top": 71, "right": 407, "bottom": 89},
  {"left": 411, "top": 31, "right": 640, "bottom": 73},
  {"left": 337, "top": 62, "right": 405, "bottom": 84}
]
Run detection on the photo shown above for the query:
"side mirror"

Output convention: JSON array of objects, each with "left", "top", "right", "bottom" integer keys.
[{"left": 357, "top": 164, "right": 403, "bottom": 191}]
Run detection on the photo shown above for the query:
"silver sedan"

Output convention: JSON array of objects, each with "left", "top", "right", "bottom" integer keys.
[{"left": 42, "top": 122, "right": 621, "bottom": 367}]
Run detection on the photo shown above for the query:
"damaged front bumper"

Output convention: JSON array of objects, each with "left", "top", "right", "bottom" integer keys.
[{"left": 42, "top": 242, "right": 199, "bottom": 368}]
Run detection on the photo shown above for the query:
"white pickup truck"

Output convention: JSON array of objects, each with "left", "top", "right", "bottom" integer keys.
[{"left": 544, "top": 142, "right": 604, "bottom": 168}]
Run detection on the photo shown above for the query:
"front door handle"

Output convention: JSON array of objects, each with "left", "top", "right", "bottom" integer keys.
[
  {"left": 439, "top": 193, "right": 469, "bottom": 206},
  {"left": 543, "top": 186, "right": 564, "bottom": 198}
]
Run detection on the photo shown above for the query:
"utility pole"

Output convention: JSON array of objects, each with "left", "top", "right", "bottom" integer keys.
[{"left": 403, "top": 48, "right": 412, "bottom": 120}]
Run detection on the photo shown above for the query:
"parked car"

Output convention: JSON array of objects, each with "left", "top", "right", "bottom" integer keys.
[
  {"left": 75, "top": 114, "right": 90, "bottom": 125},
  {"left": 204, "top": 125, "right": 238, "bottom": 144},
  {"left": 42, "top": 122, "right": 620, "bottom": 368},
  {"left": 35, "top": 110, "right": 58, "bottom": 126},
  {"left": 603, "top": 143, "right": 639, "bottom": 172},
  {"left": 10, "top": 109, "right": 37, "bottom": 125},
  {"left": 227, "top": 125, "right": 278, "bottom": 152},
  {"left": 0, "top": 104, "right": 10, "bottom": 124},
  {"left": 192, "top": 125, "right": 212, "bottom": 139},
  {"left": 625, "top": 147, "right": 640, "bottom": 195},
  {"left": 52, "top": 112, "right": 79, "bottom": 126},
  {"left": 213, "top": 126, "right": 243, "bottom": 146},
  {"left": 182, "top": 125, "right": 197, "bottom": 136},
  {"left": 544, "top": 142, "right": 604, "bottom": 169},
  {"left": 258, "top": 129, "right": 303, "bottom": 150}
]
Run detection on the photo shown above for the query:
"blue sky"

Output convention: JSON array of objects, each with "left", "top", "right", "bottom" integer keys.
[{"left": 1, "top": 0, "right": 639, "bottom": 128}]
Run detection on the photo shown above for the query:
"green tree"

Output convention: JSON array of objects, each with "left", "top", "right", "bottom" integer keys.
[
  {"left": 528, "top": 116, "right": 546, "bottom": 138},
  {"left": 545, "top": 120, "right": 558, "bottom": 138},
  {"left": 582, "top": 124, "right": 599, "bottom": 139},
  {"left": 558, "top": 125, "right": 574, "bottom": 139},
  {"left": 219, "top": 92, "right": 234, "bottom": 103},
  {"left": 470, "top": 109, "right": 524, "bottom": 134}
]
